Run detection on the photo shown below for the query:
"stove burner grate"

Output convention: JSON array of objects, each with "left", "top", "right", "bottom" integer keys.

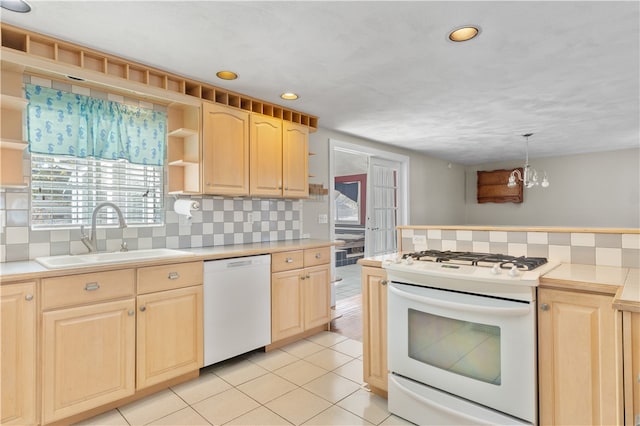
[{"left": 402, "top": 250, "right": 548, "bottom": 271}]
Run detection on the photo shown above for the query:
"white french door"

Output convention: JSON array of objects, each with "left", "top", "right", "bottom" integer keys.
[{"left": 365, "top": 157, "right": 401, "bottom": 257}]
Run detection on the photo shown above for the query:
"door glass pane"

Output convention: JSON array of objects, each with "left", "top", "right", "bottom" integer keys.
[{"left": 408, "top": 309, "right": 501, "bottom": 385}]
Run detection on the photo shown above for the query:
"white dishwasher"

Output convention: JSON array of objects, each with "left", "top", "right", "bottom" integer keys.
[{"left": 203, "top": 254, "right": 271, "bottom": 366}]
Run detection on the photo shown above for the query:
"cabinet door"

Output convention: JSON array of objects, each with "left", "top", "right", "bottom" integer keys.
[
  {"left": 42, "top": 299, "right": 135, "bottom": 423},
  {"left": 282, "top": 121, "right": 309, "bottom": 198},
  {"left": 1, "top": 282, "right": 36, "bottom": 426},
  {"left": 271, "top": 270, "right": 304, "bottom": 341},
  {"left": 250, "top": 114, "right": 283, "bottom": 197},
  {"left": 202, "top": 102, "right": 249, "bottom": 196},
  {"left": 136, "top": 285, "right": 203, "bottom": 389},
  {"left": 361, "top": 267, "right": 388, "bottom": 392},
  {"left": 538, "top": 288, "right": 623, "bottom": 426},
  {"left": 303, "top": 264, "right": 331, "bottom": 330}
]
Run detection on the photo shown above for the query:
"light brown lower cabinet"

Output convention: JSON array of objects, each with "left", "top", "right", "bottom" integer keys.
[
  {"left": 38, "top": 262, "right": 203, "bottom": 425},
  {"left": 271, "top": 248, "right": 331, "bottom": 344},
  {"left": 537, "top": 287, "right": 624, "bottom": 426},
  {"left": 41, "top": 270, "right": 136, "bottom": 424},
  {"left": 42, "top": 298, "right": 136, "bottom": 423},
  {"left": 361, "top": 266, "right": 388, "bottom": 395},
  {"left": 136, "top": 285, "right": 203, "bottom": 389},
  {"left": 1, "top": 281, "right": 37, "bottom": 426}
]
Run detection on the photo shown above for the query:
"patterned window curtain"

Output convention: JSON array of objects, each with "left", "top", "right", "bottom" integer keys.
[{"left": 25, "top": 84, "right": 166, "bottom": 166}]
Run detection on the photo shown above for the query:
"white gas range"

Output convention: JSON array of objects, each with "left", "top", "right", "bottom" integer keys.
[{"left": 383, "top": 250, "right": 558, "bottom": 426}]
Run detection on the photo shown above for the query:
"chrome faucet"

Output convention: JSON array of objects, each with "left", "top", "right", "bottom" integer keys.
[{"left": 80, "top": 202, "right": 127, "bottom": 253}]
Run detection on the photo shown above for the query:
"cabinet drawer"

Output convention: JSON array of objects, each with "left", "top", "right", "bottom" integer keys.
[
  {"left": 137, "top": 261, "right": 203, "bottom": 294},
  {"left": 272, "top": 250, "right": 304, "bottom": 272},
  {"left": 304, "top": 247, "right": 331, "bottom": 267},
  {"left": 42, "top": 269, "right": 135, "bottom": 310}
]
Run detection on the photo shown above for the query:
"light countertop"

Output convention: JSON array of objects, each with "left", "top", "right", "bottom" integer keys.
[
  {"left": 0, "top": 239, "right": 341, "bottom": 283},
  {"left": 358, "top": 256, "right": 639, "bottom": 312}
]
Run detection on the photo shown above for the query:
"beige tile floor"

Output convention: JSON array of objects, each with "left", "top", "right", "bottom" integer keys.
[{"left": 75, "top": 332, "right": 413, "bottom": 426}]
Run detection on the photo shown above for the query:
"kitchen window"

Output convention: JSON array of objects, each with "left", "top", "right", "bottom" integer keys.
[
  {"left": 31, "top": 154, "right": 163, "bottom": 229},
  {"left": 26, "top": 84, "right": 166, "bottom": 229}
]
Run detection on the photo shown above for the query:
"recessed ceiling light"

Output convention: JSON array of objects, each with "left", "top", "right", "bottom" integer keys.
[
  {"left": 280, "top": 92, "right": 299, "bottom": 100},
  {"left": 216, "top": 71, "right": 238, "bottom": 80},
  {"left": 448, "top": 26, "right": 480, "bottom": 42},
  {"left": 0, "top": 0, "right": 31, "bottom": 13}
]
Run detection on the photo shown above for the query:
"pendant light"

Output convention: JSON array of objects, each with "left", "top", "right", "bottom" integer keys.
[{"left": 507, "top": 133, "right": 549, "bottom": 189}]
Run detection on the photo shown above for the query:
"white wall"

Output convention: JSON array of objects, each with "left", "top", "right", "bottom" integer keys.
[
  {"left": 464, "top": 148, "right": 640, "bottom": 228},
  {"left": 302, "top": 127, "right": 466, "bottom": 239}
]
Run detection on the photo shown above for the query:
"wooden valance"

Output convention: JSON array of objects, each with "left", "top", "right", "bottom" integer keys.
[{"left": 477, "top": 168, "right": 523, "bottom": 203}]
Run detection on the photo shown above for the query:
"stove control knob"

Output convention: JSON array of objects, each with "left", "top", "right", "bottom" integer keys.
[
  {"left": 490, "top": 264, "right": 501, "bottom": 275},
  {"left": 508, "top": 266, "right": 519, "bottom": 277}
]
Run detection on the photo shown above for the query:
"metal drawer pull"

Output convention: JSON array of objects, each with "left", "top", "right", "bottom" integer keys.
[
  {"left": 25, "top": 293, "right": 34, "bottom": 301},
  {"left": 315, "top": 253, "right": 322, "bottom": 259},
  {"left": 286, "top": 258, "right": 294, "bottom": 263},
  {"left": 84, "top": 282, "right": 100, "bottom": 291},
  {"left": 168, "top": 272, "right": 180, "bottom": 280}
]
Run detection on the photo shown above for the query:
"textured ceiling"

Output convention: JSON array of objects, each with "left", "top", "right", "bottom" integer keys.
[{"left": 2, "top": 1, "right": 638, "bottom": 165}]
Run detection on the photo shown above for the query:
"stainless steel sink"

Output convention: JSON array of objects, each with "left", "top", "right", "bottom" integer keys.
[{"left": 35, "top": 249, "right": 193, "bottom": 269}]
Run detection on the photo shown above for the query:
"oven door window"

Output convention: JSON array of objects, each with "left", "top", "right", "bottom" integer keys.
[{"left": 408, "top": 309, "right": 501, "bottom": 385}]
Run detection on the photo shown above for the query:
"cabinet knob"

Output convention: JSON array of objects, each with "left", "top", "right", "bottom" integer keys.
[
  {"left": 286, "top": 258, "right": 294, "bottom": 263},
  {"left": 84, "top": 282, "right": 100, "bottom": 291},
  {"left": 301, "top": 275, "right": 306, "bottom": 280},
  {"left": 306, "top": 274, "right": 310, "bottom": 279},
  {"left": 315, "top": 253, "right": 322, "bottom": 259},
  {"left": 128, "top": 310, "right": 135, "bottom": 316},
  {"left": 168, "top": 272, "right": 180, "bottom": 280},
  {"left": 140, "top": 306, "right": 146, "bottom": 312},
  {"left": 25, "top": 293, "right": 34, "bottom": 301},
  {"left": 540, "top": 303, "right": 550, "bottom": 311},
  {"left": 380, "top": 280, "right": 388, "bottom": 286}
]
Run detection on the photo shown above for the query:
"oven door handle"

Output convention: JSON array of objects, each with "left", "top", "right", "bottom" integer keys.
[{"left": 389, "top": 284, "right": 531, "bottom": 317}]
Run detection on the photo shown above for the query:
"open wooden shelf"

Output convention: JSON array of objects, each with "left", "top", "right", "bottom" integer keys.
[
  {"left": 167, "top": 103, "right": 201, "bottom": 194},
  {"left": 1, "top": 23, "right": 319, "bottom": 132},
  {"left": 1, "top": 94, "right": 28, "bottom": 110}
]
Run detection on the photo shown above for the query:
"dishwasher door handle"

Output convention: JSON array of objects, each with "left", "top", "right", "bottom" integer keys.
[{"left": 227, "top": 260, "right": 252, "bottom": 268}]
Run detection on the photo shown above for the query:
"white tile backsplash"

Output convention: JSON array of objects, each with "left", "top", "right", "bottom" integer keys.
[
  {"left": 595, "top": 247, "right": 623, "bottom": 267},
  {"left": 622, "top": 234, "right": 640, "bottom": 249},
  {"left": 527, "top": 232, "right": 548, "bottom": 245},
  {"left": 571, "top": 232, "right": 596, "bottom": 247}
]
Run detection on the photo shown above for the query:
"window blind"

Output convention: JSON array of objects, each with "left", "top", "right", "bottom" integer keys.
[{"left": 31, "top": 154, "right": 164, "bottom": 229}]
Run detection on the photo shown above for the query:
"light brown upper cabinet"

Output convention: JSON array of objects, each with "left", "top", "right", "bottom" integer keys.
[
  {"left": 250, "top": 115, "right": 309, "bottom": 198},
  {"left": 202, "top": 102, "right": 250, "bottom": 196},
  {"left": 250, "top": 114, "right": 283, "bottom": 197},
  {"left": 282, "top": 121, "right": 309, "bottom": 198}
]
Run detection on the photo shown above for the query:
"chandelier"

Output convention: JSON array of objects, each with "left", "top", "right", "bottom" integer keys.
[{"left": 507, "top": 133, "right": 549, "bottom": 189}]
